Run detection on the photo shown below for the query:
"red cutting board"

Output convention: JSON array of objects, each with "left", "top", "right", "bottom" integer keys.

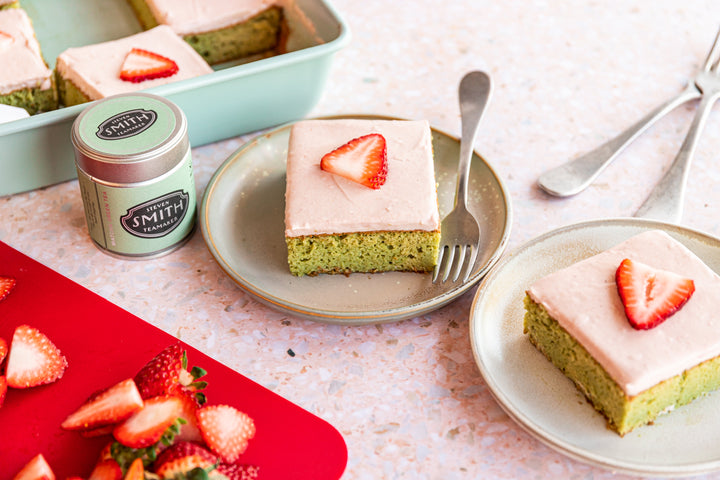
[{"left": 0, "top": 241, "right": 347, "bottom": 480}]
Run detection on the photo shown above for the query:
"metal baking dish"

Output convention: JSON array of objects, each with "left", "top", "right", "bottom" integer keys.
[{"left": 0, "top": 0, "right": 350, "bottom": 197}]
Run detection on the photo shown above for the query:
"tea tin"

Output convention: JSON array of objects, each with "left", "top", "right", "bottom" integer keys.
[{"left": 71, "top": 93, "right": 196, "bottom": 259}]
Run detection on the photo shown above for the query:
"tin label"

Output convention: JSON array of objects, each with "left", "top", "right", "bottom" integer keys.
[
  {"left": 96, "top": 108, "right": 158, "bottom": 140},
  {"left": 121, "top": 190, "right": 190, "bottom": 238},
  {"left": 76, "top": 149, "right": 196, "bottom": 257}
]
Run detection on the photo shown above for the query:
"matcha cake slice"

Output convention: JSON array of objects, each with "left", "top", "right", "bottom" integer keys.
[
  {"left": 524, "top": 230, "right": 720, "bottom": 435},
  {"left": 126, "top": 0, "right": 284, "bottom": 65},
  {"left": 0, "top": 8, "right": 57, "bottom": 115},
  {"left": 55, "top": 25, "right": 213, "bottom": 107},
  {"left": 284, "top": 119, "right": 441, "bottom": 276}
]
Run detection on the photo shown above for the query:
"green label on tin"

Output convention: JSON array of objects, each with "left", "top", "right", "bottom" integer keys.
[
  {"left": 77, "top": 150, "right": 196, "bottom": 257},
  {"left": 78, "top": 95, "right": 176, "bottom": 156}
]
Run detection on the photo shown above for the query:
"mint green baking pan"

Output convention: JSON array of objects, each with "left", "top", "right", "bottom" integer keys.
[{"left": 0, "top": 0, "right": 350, "bottom": 197}]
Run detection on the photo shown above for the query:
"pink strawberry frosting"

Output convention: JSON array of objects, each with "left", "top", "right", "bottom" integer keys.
[
  {"left": 0, "top": 8, "right": 53, "bottom": 94},
  {"left": 55, "top": 26, "right": 212, "bottom": 101},
  {"left": 142, "top": 0, "right": 280, "bottom": 36},
  {"left": 284, "top": 119, "right": 440, "bottom": 237},
  {"left": 527, "top": 230, "right": 720, "bottom": 397}
]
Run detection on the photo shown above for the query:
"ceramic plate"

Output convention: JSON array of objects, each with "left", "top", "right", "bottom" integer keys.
[
  {"left": 469, "top": 218, "right": 720, "bottom": 477},
  {"left": 200, "top": 115, "right": 512, "bottom": 324}
]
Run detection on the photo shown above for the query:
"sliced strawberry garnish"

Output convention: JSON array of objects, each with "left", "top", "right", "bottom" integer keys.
[
  {"left": 134, "top": 343, "right": 207, "bottom": 403},
  {"left": 12, "top": 453, "right": 55, "bottom": 480},
  {"left": 119, "top": 48, "right": 178, "bottom": 83},
  {"left": 113, "top": 395, "right": 182, "bottom": 448},
  {"left": 616, "top": 258, "right": 696, "bottom": 330},
  {"left": 153, "top": 441, "right": 218, "bottom": 478},
  {"left": 216, "top": 463, "right": 260, "bottom": 480},
  {"left": 320, "top": 133, "right": 388, "bottom": 189},
  {"left": 0, "top": 276, "right": 15, "bottom": 302},
  {"left": 122, "top": 458, "right": 144, "bottom": 480},
  {"left": 196, "top": 405, "right": 256, "bottom": 463},
  {"left": 5, "top": 325, "right": 67, "bottom": 388},
  {"left": 62, "top": 378, "right": 144, "bottom": 431},
  {"left": 88, "top": 459, "right": 122, "bottom": 480}
]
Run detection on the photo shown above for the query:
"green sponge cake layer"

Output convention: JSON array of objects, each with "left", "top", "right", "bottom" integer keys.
[
  {"left": 184, "top": 7, "right": 283, "bottom": 65},
  {"left": 0, "top": 1, "right": 20, "bottom": 10},
  {"left": 0, "top": 84, "right": 56, "bottom": 115},
  {"left": 287, "top": 231, "right": 440, "bottom": 276},
  {"left": 55, "top": 74, "right": 89, "bottom": 107},
  {"left": 524, "top": 295, "right": 720, "bottom": 435},
  {"left": 127, "top": 0, "right": 283, "bottom": 64}
]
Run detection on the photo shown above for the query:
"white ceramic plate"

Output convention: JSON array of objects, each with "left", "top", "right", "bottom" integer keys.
[
  {"left": 200, "top": 115, "right": 512, "bottom": 324},
  {"left": 470, "top": 218, "right": 720, "bottom": 477}
]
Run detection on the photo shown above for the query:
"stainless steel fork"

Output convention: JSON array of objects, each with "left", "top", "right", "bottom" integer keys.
[
  {"left": 537, "top": 27, "right": 720, "bottom": 197},
  {"left": 433, "top": 71, "right": 492, "bottom": 284},
  {"left": 635, "top": 53, "right": 720, "bottom": 222}
]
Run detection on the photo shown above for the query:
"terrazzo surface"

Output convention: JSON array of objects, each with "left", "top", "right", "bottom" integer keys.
[{"left": 4, "top": 1, "right": 720, "bottom": 478}]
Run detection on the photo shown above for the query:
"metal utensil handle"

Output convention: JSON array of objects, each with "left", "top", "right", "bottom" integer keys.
[
  {"left": 538, "top": 85, "right": 701, "bottom": 197},
  {"left": 456, "top": 71, "right": 492, "bottom": 207},
  {"left": 635, "top": 91, "right": 720, "bottom": 223}
]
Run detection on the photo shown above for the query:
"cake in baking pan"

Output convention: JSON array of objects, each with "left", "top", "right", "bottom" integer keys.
[
  {"left": 55, "top": 25, "right": 213, "bottom": 107},
  {"left": 0, "top": 8, "right": 57, "bottom": 114},
  {"left": 126, "top": 0, "right": 285, "bottom": 65}
]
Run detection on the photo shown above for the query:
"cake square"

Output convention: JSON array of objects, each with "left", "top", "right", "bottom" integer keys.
[
  {"left": 524, "top": 230, "right": 720, "bottom": 435},
  {"left": 0, "top": 8, "right": 57, "bottom": 115},
  {"left": 126, "top": 0, "right": 284, "bottom": 65},
  {"left": 55, "top": 25, "right": 213, "bottom": 107},
  {"left": 284, "top": 119, "right": 441, "bottom": 276}
]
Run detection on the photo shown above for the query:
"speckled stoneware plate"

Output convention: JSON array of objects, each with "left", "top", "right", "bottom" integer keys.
[
  {"left": 200, "top": 115, "right": 512, "bottom": 325},
  {"left": 469, "top": 218, "right": 720, "bottom": 477}
]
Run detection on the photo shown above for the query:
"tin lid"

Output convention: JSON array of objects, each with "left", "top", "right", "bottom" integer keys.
[{"left": 71, "top": 93, "right": 189, "bottom": 184}]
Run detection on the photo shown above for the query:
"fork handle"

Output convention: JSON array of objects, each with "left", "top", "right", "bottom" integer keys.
[
  {"left": 537, "top": 84, "right": 701, "bottom": 197},
  {"left": 456, "top": 71, "right": 492, "bottom": 207},
  {"left": 635, "top": 90, "right": 720, "bottom": 223}
]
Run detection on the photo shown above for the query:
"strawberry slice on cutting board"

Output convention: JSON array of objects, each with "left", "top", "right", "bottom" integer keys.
[
  {"left": 119, "top": 48, "right": 178, "bottom": 83},
  {"left": 5, "top": 324, "right": 67, "bottom": 388},
  {"left": 615, "top": 258, "right": 696, "bottom": 330},
  {"left": 320, "top": 133, "right": 388, "bottom": 189},
  {"left": 61, "top": 378, "right": 144, "bottom": 431},
  {"left": 0, "top": 275, "right": 17, "bottom": 302},
  {"left": 112, "top": 395, "right": 182, "bottom": 448},
  {"left": 12, "top": 453, "right": 55, "bottom": 480}
]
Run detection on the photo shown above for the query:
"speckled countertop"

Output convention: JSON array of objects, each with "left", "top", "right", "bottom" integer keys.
[{"left": 4, "top": 1, "right": 720, "bottom": 479}]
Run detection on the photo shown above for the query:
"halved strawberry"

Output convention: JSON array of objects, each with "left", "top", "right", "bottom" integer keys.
[
  {"left": 134, "top": 343, "right": 207, "bottom": 403},
  {"left": 0, "top": 336, "right": 8, "bottom": 364},
  {"left": 196, "top": 405, "right": 256, "bottom": 463},
  {"left": 616, "top": 258, "right": 696, "bottom": 330},
  {"left": 320, "top": 133, "right": 388, "bottom": 189},
  {"left": 176, "top": 392, "right": 203, "bottom": 442},
  {"left": 0, "top": 275, "right": 14, "bottom": 302},
  {"left": 113, "top": 395, "right": 182, "bottom": 448},
  {"left": 6, "top": 325, "right": 67, "bottom": 388},
  {"left": 12, "top": 453, "right": 55, "bottom": 480},
  {"left": 123, "top": 458, "right": 144, "bottom": 480},
  {"left": 119, "top": 48, "right": 178, "bottom": 83},
  {"left": 215, "top": 463, "right": 260, "bottom": 480},
  {"left": 62, "top": 378, "right": 144, "bottom": 431},
  {"left": 88, "top": 459, "right": 122, "bottom": 480},
  {"left": 153, "top": 441, "right": 218, "bottom": 479}
]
